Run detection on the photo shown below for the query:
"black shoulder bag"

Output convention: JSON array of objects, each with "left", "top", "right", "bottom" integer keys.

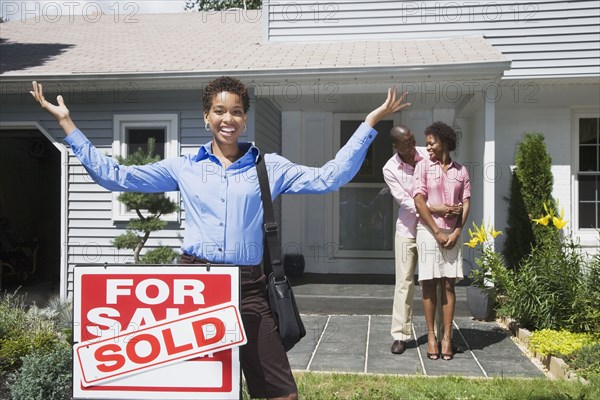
[{"left": 256, "top": 155, "right": 306, "bottom": 352}]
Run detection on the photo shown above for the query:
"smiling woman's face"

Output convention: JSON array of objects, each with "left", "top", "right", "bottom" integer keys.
[
  {"left": 204, "top": 91, "right": 247, "bottom": 147},
  {"left": 425, "top": 133, "right": 445, "bottom": 161}
]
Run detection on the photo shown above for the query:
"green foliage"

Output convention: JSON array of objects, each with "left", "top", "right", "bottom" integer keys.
[
  {"left": 503, "top": 133, "right": 559, "bottom": 269},
  {"left": 500, "top": 235, "right": 585, "bottom": 332},
  {"left": 571, "top": 248, "right": 600, "bottom": 333},
  {"left": 503, "top": 171, "right": 534, "bottom": 269},
  {"left": 0, "top": 292, "right": 71, "bottom": 373},
  {"left": 529, "top": 329, "right": 598, "bottom": 357},
  {"left": 115, "top": 137, "right": 160, "bottom": 166},
  {"left": 140, "top": 246, "right": 180, "bottom": 264},
  {"left": 567, "top": 343, "right": 600, "bottom": 379},
  {"left": 0, "top": 292, "right": 27, "bottom": 340},
  {"left": 8, "top": 342, "right": 72, "bottom": 400},
  {"left": 186, "top": 0, "right": 262, "bottom": 11},
  {"left": 0, "top": 331, "right": 59, "bottom": 372},
  {"left": 112, "top": 137, "right": 179, "bottom": 264},
  {"left": 117, "top": 192, "right": 178, "bottom": 216},
  {"left": 112, "top": 231, "right": 141, "bottom": 250},
  {"left": 127, "top": 216, "right": 169, "bottom": 232},
  {"left": 465, "top": 222, "right": 512, "bottom": 311},
  {"left": 0, "top": 293, "right": 73, "bottom": 399}
]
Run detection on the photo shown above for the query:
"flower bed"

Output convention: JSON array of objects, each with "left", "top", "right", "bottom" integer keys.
[{"left": 498, "top": 317, "right": 591, "bottom": 382}]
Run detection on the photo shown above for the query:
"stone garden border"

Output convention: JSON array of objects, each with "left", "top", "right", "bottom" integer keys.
[{"left": 497, "top": 317, "right": 587, "bottom": 382}]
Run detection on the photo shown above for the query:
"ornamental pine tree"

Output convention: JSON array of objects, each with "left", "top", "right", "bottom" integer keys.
[
  {"left": 503, "top": 133, "right": 559, "bottom": 269},
  {"left": 112, "top": 138, "right": 179, "bottom": 264}
]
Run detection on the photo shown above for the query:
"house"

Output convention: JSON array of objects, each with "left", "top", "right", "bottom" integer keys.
[{"left": 0, "top": 1, "right": 598, "bottom": 299}]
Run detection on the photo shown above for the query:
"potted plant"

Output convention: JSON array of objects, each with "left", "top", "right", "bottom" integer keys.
[{"left": 465, "top": 221, "right": 510, "bottom": 321}]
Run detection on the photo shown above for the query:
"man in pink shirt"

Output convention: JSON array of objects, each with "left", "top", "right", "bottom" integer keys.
[{"left": 383, "top": 125, "right": 462, "bottom": 355}]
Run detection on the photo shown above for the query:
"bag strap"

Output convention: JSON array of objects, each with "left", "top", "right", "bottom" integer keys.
[{"left": 256, "top": 155, "right": 285, "bottom": 280}]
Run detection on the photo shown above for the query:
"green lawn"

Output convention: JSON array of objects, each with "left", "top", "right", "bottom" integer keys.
[{"left": 244, "top": 372, "right": 600, "bottom": 400}]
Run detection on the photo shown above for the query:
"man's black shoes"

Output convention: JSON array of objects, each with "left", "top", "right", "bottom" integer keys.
[{"left": 391, "top": 340, "right": 407, "bottom": 354}]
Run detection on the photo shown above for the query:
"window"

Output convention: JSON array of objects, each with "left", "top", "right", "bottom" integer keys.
[
  {"left": 332, "top": 115, "right": 398, "bottom": 258},
  {"left": 577, "top": 116, "right": 600, "bottom": 230},
  {"left": 112, "top": 114, "right": 179, "bottom": 222}
]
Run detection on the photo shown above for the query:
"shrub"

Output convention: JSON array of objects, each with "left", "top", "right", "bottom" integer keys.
[
  {"left": 0, "top": 292, "right": 58, "bottom": 372},
  {"left": 503, "top": 170, "right": 534, "bottom": 269},
  {"left": 503, "top": 133, "right": 558, "bottom": 269},
  {"left": 501, "top": 234, "right": 583, "bottom": 332},
  {"left": 570, "top": 248, "right": 600, "bottom": 333},
  {"left": 113, "top": 138, "right": 179, "bottom": 264},
  {"left": 0, "top": 292, "right": 27, "bottom": 340},
  {"left": 0, "top": 293, "right": 72, "bottom": 372},
  {"left": 8, "top": 342, "right": 72, "bottom": 400},
  {"left": 0, "top": 330, "right": 60, "bottom": 372},
  {"left": 528, "top": 329, "right": 598, "bottom": 358},
  {"left": 566, "top": 343, "right": 600, "bottom": 379},
  {"left": 140, "top": 245, "right": 180, "bottom": 264}
]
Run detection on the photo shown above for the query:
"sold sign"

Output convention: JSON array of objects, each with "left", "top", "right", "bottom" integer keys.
[
  {"left": 75, "top": 303, "right": 245, "bottom": 386},
  {"left": 72, "top": 265, "right": 243, "bottom": 400}
]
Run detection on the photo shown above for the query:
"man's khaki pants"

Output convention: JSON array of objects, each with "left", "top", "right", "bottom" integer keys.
[{"left": 391, "top": 232, "right": 445, "bottom": 341}]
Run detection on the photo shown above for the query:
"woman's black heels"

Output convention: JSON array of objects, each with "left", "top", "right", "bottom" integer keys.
[
  {"left": 441, "top": 338, "right": 454, "bottom": 361},
  {"left": 426, "top": 333, "right": 440, "bottom": 360}
]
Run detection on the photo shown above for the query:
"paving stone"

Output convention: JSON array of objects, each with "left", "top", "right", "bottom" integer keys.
[
  {"left": 307, "top": 315, "right": 369, "bottom": 372},
  {"left": 367, "top": 316, "right": 423, "bottom": 375}
]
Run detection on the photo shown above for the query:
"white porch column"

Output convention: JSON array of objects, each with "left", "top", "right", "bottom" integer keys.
[{"left": 483, "top": 94, "right": 496, "bottom": 229}]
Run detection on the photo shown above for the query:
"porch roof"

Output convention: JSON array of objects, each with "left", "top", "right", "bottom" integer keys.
[{"left": 0, "top": 12, "right": 509, "bottom": 87}]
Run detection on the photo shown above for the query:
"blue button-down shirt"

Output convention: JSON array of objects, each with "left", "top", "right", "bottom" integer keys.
[{"left": 66, "top": 122, "right": 377, "bottom": 265}]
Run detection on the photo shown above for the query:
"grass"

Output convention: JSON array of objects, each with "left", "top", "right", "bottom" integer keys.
[{"left": 243, "top": 372, "right": 600, "bottom": 400}]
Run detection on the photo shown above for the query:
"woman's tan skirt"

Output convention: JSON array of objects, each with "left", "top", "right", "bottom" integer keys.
[{"left": 415, "top": 224, "right": 463, "bottom": 282}]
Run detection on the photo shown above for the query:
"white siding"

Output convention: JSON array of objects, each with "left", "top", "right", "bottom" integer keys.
[
  {"left": 265, "top": 0, "right": 600, "bottom": 78},
  {"left": 255, "top": 98, "right": 283, "bottom": 239}
]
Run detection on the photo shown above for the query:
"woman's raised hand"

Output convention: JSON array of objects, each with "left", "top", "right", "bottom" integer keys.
[
  {"left": 30, "top": 81, "right": 76, "bottom": 134},
  {"left": 365, "top": 87, "right": 411, "bottom": 127}
]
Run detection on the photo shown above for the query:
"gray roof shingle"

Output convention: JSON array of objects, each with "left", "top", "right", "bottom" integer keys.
[{"left": 0, "top": 12, "right": 507, "bottom": 76}]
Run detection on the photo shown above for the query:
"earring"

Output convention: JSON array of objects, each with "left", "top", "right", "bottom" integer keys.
[
  {"left": 205, "top": 122, "right": 210, "bottom": 131},
  {"left": 243, "top": 125, "right": 247, "bottom": 133}
]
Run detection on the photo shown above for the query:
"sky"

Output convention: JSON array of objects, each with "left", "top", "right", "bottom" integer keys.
[{"left": 0, "top": 1, "right": 189, "bottom": 21}]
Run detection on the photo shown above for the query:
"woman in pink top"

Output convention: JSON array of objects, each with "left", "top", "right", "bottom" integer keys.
[{"left": 412, "top": 122, "right": 471, "bottom": 361}]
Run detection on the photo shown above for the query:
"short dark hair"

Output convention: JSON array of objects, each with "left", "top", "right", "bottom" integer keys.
[
  {"left": 389, "top": 124, "right": 412, "bottom": 142},
  {"left": 202, "top": 76, "right": 250, "bottom": 114},
  {"left": 424, "top": 121, "right": 457, "bottom": 151}
]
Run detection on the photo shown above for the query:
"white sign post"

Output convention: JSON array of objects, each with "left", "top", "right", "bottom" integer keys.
[{"left": 72, "top": 265, "right": 244, "bottom": 400}]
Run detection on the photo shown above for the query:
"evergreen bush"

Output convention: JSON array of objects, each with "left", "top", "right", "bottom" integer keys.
[
  {"left": 8, "top": 342, "right": 72, "bottom": 400},
  {"left": 503, "top": 171, "right": 534, "bottom": 269},
  {"left": 503, "top": 133, "right": 559, "bottom": 269},
  {"left": 113, "top": 137, "right": 179, "bottom": 264}
]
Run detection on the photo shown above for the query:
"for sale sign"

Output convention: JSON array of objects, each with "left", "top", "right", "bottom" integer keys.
[{"left": 73, "top": 265, "right": 245, "bottom": 400}]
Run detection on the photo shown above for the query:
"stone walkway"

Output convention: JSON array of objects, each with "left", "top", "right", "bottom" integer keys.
[{"left": 288, "top": 274, "right": 545, "bottom": 378}]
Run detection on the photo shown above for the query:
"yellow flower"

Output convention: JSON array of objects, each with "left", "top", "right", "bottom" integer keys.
[
  {"left": 532, "top": 215, "right": 550, "bottom": 226},
  {"left": 465, "top": 238, "right": 479, "bottom": 248},
  {"left": 552, "top": 208, "right": 568, "bottom": 229},
  {"left": 474, "top": 222, "right": 488, "bottom": 243},
  {"left": 542, "top": 201, "right": 555, "bottom": 218},
  {"left": 489, "top": 228, "right": 502, "bottom": 238}
]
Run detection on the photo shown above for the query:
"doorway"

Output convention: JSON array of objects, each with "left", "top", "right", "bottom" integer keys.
[{"left": 0, "top": 129, "right": 61, "bottom": 300}]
